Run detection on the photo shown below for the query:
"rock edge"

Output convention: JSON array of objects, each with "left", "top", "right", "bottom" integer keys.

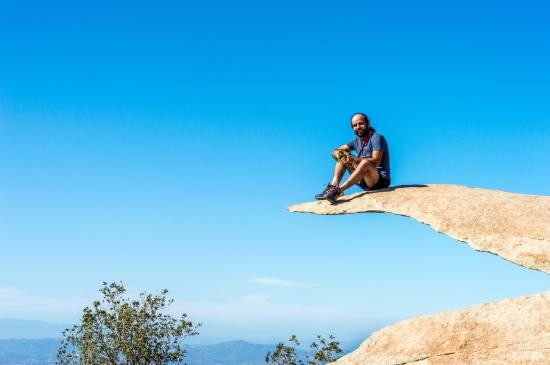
[{"left": 289, "top": 184, "right": 550, "bottom": 274}]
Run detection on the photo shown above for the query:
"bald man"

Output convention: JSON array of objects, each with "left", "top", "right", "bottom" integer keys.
[{"left": 315, "top": 113, "right": 391, "bottom": 204}]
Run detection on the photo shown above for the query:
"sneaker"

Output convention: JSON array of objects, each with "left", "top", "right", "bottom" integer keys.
[
  {"left": 315, "top": 184, "right": 336, "bottom": 200},
  {"left": 324, "top": 186, "right": 342, "bottom": 204}
]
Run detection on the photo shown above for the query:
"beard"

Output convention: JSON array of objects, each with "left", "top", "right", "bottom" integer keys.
[{"left": 355, "top": 127, "right": 368, "bottom": 138}]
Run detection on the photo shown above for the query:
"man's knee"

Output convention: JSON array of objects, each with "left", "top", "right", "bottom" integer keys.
[{"left": 357, "top": 159, "right": 373, "bottom": 171}]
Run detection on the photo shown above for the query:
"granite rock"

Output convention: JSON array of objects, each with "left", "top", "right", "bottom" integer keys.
[
  {"left": 289, "top": 184, "right": 550, "bottom": 274},
  {"left": 330, "top": 290, "right": 550, "bottom": 365}
]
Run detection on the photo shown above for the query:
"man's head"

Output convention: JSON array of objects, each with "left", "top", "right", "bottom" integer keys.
[{"left": 351, "top": 113, "right": 371, "bottom": 138}]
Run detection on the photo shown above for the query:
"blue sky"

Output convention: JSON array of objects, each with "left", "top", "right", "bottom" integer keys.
[{"left": 1, "top": 0, "right": 549, "bottom": 345}]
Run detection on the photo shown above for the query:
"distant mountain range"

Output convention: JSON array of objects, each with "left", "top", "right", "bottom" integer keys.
[
  {"left": 0, "top": 338, "right": 59, "bottom": 364},
  {"left": 0, "top": 338, "right": 315, "bottom": 365},
  {"left": 0, "top": 319, "right": 357, "bottom": 364},
  {"left": 186, "top": 340, "right": 283, "bottom": 365}
]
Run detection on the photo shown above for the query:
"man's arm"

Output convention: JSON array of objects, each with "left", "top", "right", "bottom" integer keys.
[
  {"left": 348, "top": 150, "right": 383, "bottom": 167},
  {"left": 331, "top": 144, "right": 352, "bottom": 160}
]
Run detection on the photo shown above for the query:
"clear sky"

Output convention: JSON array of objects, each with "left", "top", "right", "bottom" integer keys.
[{"left": 1, "top": 0, "right": 549, "bottom": 345}]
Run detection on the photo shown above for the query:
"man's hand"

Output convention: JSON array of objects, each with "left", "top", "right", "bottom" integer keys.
[
  {"left": 336, "top": 150, "right": 349, "bottom": 164},
  {"left": 336, "top": 150, "right": 357, "bottom": 168}
]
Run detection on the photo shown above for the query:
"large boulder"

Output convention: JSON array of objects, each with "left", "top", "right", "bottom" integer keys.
[{"left": 330, "top": 290, "right": 550, "bottom": 365}]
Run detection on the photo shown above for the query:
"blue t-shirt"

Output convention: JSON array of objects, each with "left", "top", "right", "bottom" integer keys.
[{"left": 346, "top": 130, "right": 391, "bottom": 181}]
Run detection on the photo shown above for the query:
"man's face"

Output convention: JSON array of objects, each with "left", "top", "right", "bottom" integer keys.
[{"left": 351, "top": 116, "right": 369, "bottom": 137}]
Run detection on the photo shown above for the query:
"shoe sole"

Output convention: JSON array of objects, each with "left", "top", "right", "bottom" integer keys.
[{"left": 326, "top": 191, "right": 343, "bottom": 204}]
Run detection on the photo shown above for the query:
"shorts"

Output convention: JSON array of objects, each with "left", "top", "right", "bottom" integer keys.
[{"left": 357, "top": 175, "right": 391, "bottom": 191}]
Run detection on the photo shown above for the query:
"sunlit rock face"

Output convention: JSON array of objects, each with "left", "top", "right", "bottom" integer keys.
[
  {"left": 289, "top": 184, "right": 550, "bottom": 274},
  {"left": 331, "top": 291, "right": 550, "bottom": 365},
  {"left": 289, "top": 184, "right": 550, "bottom": 364}
]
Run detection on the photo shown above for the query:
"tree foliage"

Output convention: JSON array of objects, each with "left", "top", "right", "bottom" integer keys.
[
  {"left": 57, "top": 282, "right": 200, "bottom": 365},
  {"left": 265, "top": 335, "right": 343, "bottom": 365}
]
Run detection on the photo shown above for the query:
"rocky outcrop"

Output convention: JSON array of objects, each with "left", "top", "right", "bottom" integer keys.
[
  {"left": 289, "top": 184, "right": 550, "bottom": 364},
  {"left": 330, "top": 290, "right": 550, "bottom": 365},
  {"left": 288, "top": 184, "right": 550, "bottom": 274}
]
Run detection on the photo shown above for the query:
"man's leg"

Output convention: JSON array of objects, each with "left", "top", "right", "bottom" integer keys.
[
  {"left": 330, "top": 160, "right": 348, "bottom": 186},
  {"left": 339, "top": 160, "right": 379, "bottom": 192},
  {"left": 316, "top": 158, "right": 348, "bottom": 200},
  {"left": 324, "top": 160, "right": 380, "bottom": 203}
]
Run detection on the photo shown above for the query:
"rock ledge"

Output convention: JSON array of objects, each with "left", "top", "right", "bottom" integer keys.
[{"left": 289, "top": 184, "right": 550, "bottom": 274}]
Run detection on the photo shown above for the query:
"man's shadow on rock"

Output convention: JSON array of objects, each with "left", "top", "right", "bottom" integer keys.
[{"left": 338, "top": 184, "right": 428, "bottom": 203}]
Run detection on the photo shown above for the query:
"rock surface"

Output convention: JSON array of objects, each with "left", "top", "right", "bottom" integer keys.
[
  {"left": 288, "top": 184, "right": 550, "bottom": 274},
  {"left": 329, "top": 290, "right": 550, "bottom": 365}
]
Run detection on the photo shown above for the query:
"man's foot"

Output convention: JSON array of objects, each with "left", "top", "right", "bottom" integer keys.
[
  {"left": 315, "top": 184, "right": 337, "bottom": 200},
  {"left": 324, "top": 186, "right": 342, "bottom": 204}
]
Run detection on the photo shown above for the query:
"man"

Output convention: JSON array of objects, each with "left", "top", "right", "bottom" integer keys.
[{"left": 315, "top": 113, "right": 391, "bottom": 204}]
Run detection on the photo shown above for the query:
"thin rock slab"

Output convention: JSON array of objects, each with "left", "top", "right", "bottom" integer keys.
[
  {"left": 329, "top": 290, "right": 550, "bottom": 365},
  {"left": 288, "top": 184, "right": 550, "bottom": 274}
]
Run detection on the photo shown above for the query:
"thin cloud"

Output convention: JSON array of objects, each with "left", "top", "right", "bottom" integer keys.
[
  {"left": 249, "top": 277, "right": 311, "bottom": 288},
  {"left": 240, "top": 293, "right": 272, "bottom": 305}
]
